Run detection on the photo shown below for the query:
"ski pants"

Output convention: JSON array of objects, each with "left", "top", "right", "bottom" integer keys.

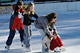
[{"left": 6, "top": 28, "right": 24, "bottom": 46}]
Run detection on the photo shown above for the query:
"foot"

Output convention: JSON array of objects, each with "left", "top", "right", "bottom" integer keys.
[
  {"left": 59, "top": 47, "right": 66, "bottom": 52},
  {"left": 21, "top": 42, "right": 26, "bottom": 47},
  {"left": 54, "top": 47, "right": 60, "bottom": 52},
  {"left": 5, "top": 45, "right": 10, "bottom": 50},
  {"left": 26, "top": 47, "right": 31, "bottom": 52}
]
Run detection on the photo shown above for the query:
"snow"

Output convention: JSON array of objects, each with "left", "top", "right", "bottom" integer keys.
[{"left": 0, "top": 8, "right": 80, "bottom": 53}]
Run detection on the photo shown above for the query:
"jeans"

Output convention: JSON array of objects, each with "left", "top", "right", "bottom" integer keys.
[
  {"left": 38, "top": 29, "right": 50, "bottom": 53},
  {"left": 23, "top": 25, "right": 32, "bottom": 48}
]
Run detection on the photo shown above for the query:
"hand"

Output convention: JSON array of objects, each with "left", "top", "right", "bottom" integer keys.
[
  {"left": 57, "top": 34, "right": 61, "bottom": 38},
  {"left": 53, "top": 35, "right": 57, "bottom": 39},
  {"left": 23, "top": 10, "right": 26, "bottom": 15},
  {"left": 48, "top": 34, "right": 53, "bottom": 40}
]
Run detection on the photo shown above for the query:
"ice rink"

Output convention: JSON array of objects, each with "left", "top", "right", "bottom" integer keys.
[{"left": 0, "top": 10, "right": 80, "bottom": 53}]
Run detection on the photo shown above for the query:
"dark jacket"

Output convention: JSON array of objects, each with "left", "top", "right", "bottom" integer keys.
[{"left": 23, "top": 13, "right": 38, "bottom": 25}]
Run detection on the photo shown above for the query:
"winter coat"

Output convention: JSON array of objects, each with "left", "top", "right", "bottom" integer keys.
[{"left": 9, "top": 7, "right": 24, "bottom": 31}]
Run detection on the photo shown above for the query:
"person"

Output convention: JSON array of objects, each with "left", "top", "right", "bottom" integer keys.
[
  {"left": 46, "top": 26, "right": 65, "bottom": 52},
  {"left": 5, "top": 1, "right": 24, "bottom": 50},
  {"left": 22, "top": 2, "right": 38, "bottom": 52},
  {"left": 41, "top": 27, "right": 54, "bottom": 53},
  {"left": 34, "top": 13, "right": 65, "bottom": 53}
]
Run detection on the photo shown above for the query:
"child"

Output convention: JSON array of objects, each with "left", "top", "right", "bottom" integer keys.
[
  {"left": 22, "top": 2, "right": 38, "bottom": 52},
  {"left": 34, "top": 13, "right": 65, "bottom": 53},
  {"left": 50, "top": 30, "right": 65, "bottom": 52},
  {"left": 5, "top": 1, "right": 24, "bottom": 50},
  {"left": 42, "top": 26, "right": 65, "bottom": 53},
  {"left": 42, "top": 27, "right": 54, "bottom": 52},
  {"left": 34, "top": 13, "right": 57, "bottom": 53}
]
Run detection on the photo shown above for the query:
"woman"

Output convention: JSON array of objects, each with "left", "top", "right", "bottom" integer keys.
[
  {"left": 23, "top": 2, "right": 38, "bottom": 52},
  {"left": 34, "top": 13, "right": 65, "bottom": 53},
  {"left": 5, "top": 1, "right": 24, "bottom": 50}
]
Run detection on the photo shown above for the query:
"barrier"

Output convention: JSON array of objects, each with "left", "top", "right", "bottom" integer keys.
[
  {"left": 0, "top": 6, "right": 13, "bottom": 15},
  {"left": 0, "top": 2, "right": 80, "bottom": 15},
  {"left": 34, "top": 2, "right": 80, "bottom": 14}
]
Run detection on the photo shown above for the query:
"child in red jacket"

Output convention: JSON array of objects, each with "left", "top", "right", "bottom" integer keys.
[
  {"left": 5, "top": 1, "right": 24, "bottom": 50},
  {"left": 49, "top": 27, "right": 65, "bottom": 52},
  {"left": 42, "top": 26, "right": 65, "bottom": 53},
  {"left": 50, "top": 27, "right": 65, "bottom": 52}
]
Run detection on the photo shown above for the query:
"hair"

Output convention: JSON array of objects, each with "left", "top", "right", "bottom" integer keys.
[
  {"left": 14, "top": 0, "right": 23, "bottom": 10},
  {"left": 16, "top": 1, "right": 23, "bottom": 6},
  {"left": 46, "top": 13, "right": 57, "bottom": 25},
  {"left": 13, "top": 0, "right": 23, "bottom": 14},
  {"left": 25, "top": 2, "right": 34, "bottom": 14}
]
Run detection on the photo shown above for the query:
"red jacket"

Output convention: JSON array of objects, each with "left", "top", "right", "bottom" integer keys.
[
  {"left": 50, "top": 35, "right": 63, "bottom": 50},
  {"left": 12, "top": 9, "right": 24, "bottom": 31}
]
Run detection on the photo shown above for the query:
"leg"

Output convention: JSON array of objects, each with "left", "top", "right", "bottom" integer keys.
[
  {"left": 19, "top": 28, "right": 24, "bottom": 42},
  {"left": 42, "top": 36, "right": 51, "bottom": 53},
  {"left": 42, "top": 36, "right": 50, "bottom": 49},
  {"left": 6, "top": 29, "right": 16, "bottom": 46},
  {"left": 29, "top": 25, "right": 32, "bottom": 37},
  {"left": 57, "top": 35, "right": 65, "bottom": 51},
  {"left": 38, "top": 29, "right": 49, "bottom": 53},
  {"left": 23, "top": 25, "right": 31, "bottom": 48}
]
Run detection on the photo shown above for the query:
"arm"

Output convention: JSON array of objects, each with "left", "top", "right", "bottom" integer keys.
[
  {"left": 32, "top": 13, "right": 38, "bottom": 19},
  {"left": 18, "top": 9, "right": 24, "bottom": 18},
  {"left": 50, "top": 23, "right": 57, "bottom": 36},
  {"left": 30, "top": 13, "right": 38, "bottom": 22},
  {"left": 41, "top": 20, "right": 51, "bottom": 36},
  {"left": 31, "top": 20, "right": 34, "bottom": 22},
  {"left": 18, "top": 10, "right": 23, "bottom": 19},
  {"left": 22, "top": 10, "right": 26, "bottom": 16}
]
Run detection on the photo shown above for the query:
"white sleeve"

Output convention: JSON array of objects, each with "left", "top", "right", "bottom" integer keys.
[{"left": 18, "top": 12, "right": 23, "bottom": 19}]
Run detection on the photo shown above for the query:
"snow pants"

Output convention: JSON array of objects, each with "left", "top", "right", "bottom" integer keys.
[{"left": 6, "top": 28, "right": 24, "bottom": 46}]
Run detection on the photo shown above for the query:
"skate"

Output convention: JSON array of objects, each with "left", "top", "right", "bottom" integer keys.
[
  {"left": 59, "top": 47, "right": 66, "bottom": 52},
  {"left": 26, "top": 47, "right": 31, "bottom": 52},
  {"left": 21, "top": 42, "right": 26, "bottom": 47},
  {"left": 54, "top": 48, "right": 60, "bottom": 52},
  {"left": 5, "top": 45, "right": 10, "bottom": 50}
]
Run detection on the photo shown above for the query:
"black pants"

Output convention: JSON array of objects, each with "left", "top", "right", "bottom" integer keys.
[{"left": 6, "top": 28, "right": 24, "bottom": 46}]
